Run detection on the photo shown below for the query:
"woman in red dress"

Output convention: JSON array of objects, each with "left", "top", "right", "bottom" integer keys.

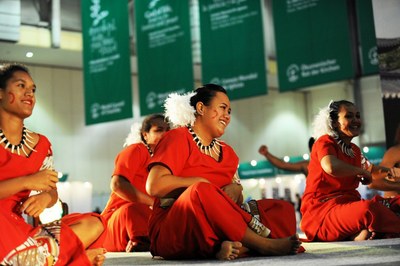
[
  {"left": 101, "top": 114, "right": 169, "bottom": 252},
  {"left": 146, "top": 84, "right": 302, "bottom": 260},
  {"left": 301, "top": 100, "right": 400, "bottom": 241},
  {"left": 0, "top": 63, "right": 106, "bottom": 265}
]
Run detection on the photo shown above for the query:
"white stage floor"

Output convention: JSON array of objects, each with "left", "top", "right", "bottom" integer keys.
[{"left": 104, "top": 238, "right": 400, "bottom": 266}]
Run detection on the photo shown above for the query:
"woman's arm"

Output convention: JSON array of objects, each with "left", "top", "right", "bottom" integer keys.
[
  {"left": 320, "top": 155, "right": 371, "bottom": 183},
  {"left": 111, "top": 175, "right": 154, "bottom": 206},
  {"left": 0, "top": 169, "right": 58, "bottom": 200},
  {"left": 146, "top": 164, "right": 209, "bottom": 198},
  {"left": 258, "top": 145, "right": 308, "bottom": 173}
]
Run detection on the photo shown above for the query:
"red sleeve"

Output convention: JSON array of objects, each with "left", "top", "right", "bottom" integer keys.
[
  {"left": 149, "top": 128, "right": 190, "bottom": 175},
  {"left": 316, "top": 135, "right": 338, "bottom": 162},
  {"left": 113, "top": 143, "right": 147, "bottom": 184}
]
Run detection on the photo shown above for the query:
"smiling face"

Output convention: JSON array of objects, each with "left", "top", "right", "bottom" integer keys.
[
  {"left": 0, "top": 70, "right": 36, "bottom": 119},
  {"left": 200, "top": 91, "right": 231, "bottom": 139},
  {"left": 334, "top": 103, "right": 361, "bottom": 141}
]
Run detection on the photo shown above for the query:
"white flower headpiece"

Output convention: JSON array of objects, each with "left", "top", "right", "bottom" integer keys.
[
  {"left": 164, "top": 92, "right": 196, "bottom": 128},
  {"left": 312, "top": 100, "right": 338, "bottom": 140},
  {"left": 123, "top": 122, "right": 142, "bottom": 147}
]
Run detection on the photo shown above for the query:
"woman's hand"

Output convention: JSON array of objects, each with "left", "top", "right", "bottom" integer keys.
[
  {"left": 19, "top": 191, "right": 54, "bottom": 217},
  {"left": 221, "top": 183, "right": 243, "bottom": 204},
  {"left": 258, "top": 145, "right": 269, "bottom": 156},
  {"left": 25, "top": 169, "right": 58, "bottom": 191}
]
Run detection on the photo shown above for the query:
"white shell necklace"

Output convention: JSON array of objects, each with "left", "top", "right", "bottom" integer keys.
[
  {"left": 335, "top": 136, "right": 355, "bottom": 158},
  {"left": 0, "top": 127, "right": 37, "bottom": 156},
  {"left": 187, "top": 125, "right": 221, "bottom": 158}
]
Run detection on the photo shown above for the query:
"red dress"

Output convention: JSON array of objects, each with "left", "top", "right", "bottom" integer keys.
[
  {"left": 0, "top": 135, "right": 105, "bottom": 265},
  {"left": 148, "top": 127, "right": 296, "bottom": 259},
  {"left": 101, "top": 143, "right": 152, "bottom": 251},
  {"left": 301, "top": 135, "right": 400, "bottom": 241}
]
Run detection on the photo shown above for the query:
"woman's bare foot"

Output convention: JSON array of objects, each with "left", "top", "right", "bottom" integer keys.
[
  {"left": 86, "top": 248, "right": 106, "bottom": 266},
  {"left": 216, "top": 241, "right": 242, "bottom": 260},
  {"left": 258, "top": 234, "right": 302, "bottom": 256},
  {"left": 351, "top": 229, "right": 372, "bottom": 241}
]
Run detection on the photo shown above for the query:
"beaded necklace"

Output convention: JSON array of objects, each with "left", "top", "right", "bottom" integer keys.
[
  {"left": 0, "top": 127, "right": 36, "bottom": 156},
  {"left": 335, "top": 136, "right": 355, "bottom": 158},
  {"left": 143, "top": 142, "right": 153, "bottom": 157},
  {"left": 187, "top": 125, "right": 221, "bottom": 158}
]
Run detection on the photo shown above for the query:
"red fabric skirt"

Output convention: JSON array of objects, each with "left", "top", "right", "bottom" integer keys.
[
  {"left": 148, "top": 183, "right": 298, "bottom": 259},
  {"left": 102, "top": 203, "right": 152, "bottom": 251},
  {"left": 315, "top": 195, "right": 400, "bottom": 241},
  {"left": 256, "top": 199, "right": 297, "bottom": 238},
  {"left": 0, "top": 211, "right": 105, "bottom": 266}
]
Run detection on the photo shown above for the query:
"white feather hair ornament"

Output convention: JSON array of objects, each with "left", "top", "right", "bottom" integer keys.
[
  {"left": 164, "top": 92, "right": 196, "bottom": 128},
  {"left": 123, "top": 122, "right": 142, "bottom": 147},
  {"left": 312, "top": 100, "right": 338, "bottom": 140}
]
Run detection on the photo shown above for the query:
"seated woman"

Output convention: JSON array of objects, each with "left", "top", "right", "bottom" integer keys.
[
  {"left": 0, "top": 63, "right": 106, "bottom": 265},
  {"left": 101, "top": 114, "right": 169, "bottom": 252},
  {"left": 301, "top": 100, "right": 400, "bottom": 242},
  {"left": 146, "top": 84, "right": 302, "bottom": 260}
]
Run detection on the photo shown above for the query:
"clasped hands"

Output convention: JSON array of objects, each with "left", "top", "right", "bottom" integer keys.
[{"left": 19, "top": 169, "right": 59, "bottom": 217}]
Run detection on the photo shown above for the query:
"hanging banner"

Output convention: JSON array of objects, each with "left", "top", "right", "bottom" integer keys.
[
  {"left": 273, "top": 0, "right": 354, "bottom": 92},
  {"left": 135, "top": 0, "right": 194, "bottom": 116},
  {"left": 199, "top": 0, "right": 267, "bottom": 99},
  {"left": 239, "top": 161, "right": 276, "bottom": 179},
  {"left": 356, "top": 0, "right": 379, "bottom": 75},
  {"left": 81, "top": 0, "right": 132, "bottom": 125}
]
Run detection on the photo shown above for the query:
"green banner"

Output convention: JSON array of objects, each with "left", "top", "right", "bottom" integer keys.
[
  {"left": 363, "top": 145, "right": 385, "bottom": 166},
  {"left": 273, "top": 0, "right": 354, "bottom": 92},
  {"left": 199, "top": 0, "right": 267, "bottom": 99},
  {"left": 135, "top": 0, "right": 194, "bottom": 116},
  {"left": 356, "top": 0, "right": 379, "bottom": 75},
  {"left": 81, "top": 0, "right": 132, "bottom": 125},
  {"left": 238, "top": 161, "right": 276, "bottom": 179}
]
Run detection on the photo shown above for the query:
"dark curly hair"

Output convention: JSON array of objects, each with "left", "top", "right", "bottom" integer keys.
[{"left": 189, "top": 84, "right": 227, "bottom": 108}]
